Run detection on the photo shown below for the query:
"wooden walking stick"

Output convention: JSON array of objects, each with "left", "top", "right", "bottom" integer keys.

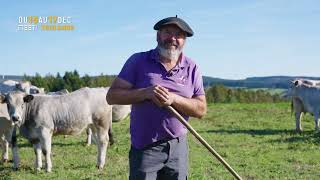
[{"left": 166, "top": 106, "right": 242, "bottom": 180}]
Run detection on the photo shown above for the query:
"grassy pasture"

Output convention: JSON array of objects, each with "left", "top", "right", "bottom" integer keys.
[{"left": 1, "top": 102, "right": 320, "bottom": 179}]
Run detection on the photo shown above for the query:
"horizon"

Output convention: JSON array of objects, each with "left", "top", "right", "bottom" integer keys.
[
  {"left": 1, "top": 72, "right": 320, "bottom": 81},
  {"left": 1, "top": 1, "right": 320, "bottom": 79}
]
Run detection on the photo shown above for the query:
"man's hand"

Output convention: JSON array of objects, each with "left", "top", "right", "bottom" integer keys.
[
  {"left": 145, "top": 85, "right": 176, "bottom": 107},
  {"left": 143, "top": 84, "right": 207, "bottom": 118}
]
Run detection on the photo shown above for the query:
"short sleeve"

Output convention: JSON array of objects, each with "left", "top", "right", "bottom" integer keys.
[
  {"left": 192, "top": 65, "right": 205, "bottom": 97},
  {"left": 118, "top": 54, "right": 139, "bottom": 86}
]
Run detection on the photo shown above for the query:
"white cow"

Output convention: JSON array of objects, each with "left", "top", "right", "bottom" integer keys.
[
  {"left": 287, "top": 79, "right": 320, "bottom": 131},
  {"left": 86, "top": 87, "right": 130, "bottom": 146},
  {"left": 0, "top": 87, "right": 112, "bottom": 172},
  {"left": 0, "top": 80, "right": 43, "bottom": 169},
  {"left": 103, "top": 87, "right": 131, "bottom": 123},
  {"left": 112, "top": 104, "right": 131, "bottom": 122},
  {"left": 0, "top": 80, "right": 18, "bottom": 92},
  {"left": 85, "top": 104, "right": 130, "bottom": 146},
  {"left": 0, "top": 80, "right": 44, "bottom": 94},
  {"left": 45, "top": 88, "right": 115, "bottom": 147},
  {"left": 0, "top": 104, "right": 17, "bottom": 165}
]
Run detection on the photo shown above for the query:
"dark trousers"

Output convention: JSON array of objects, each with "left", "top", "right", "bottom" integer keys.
[{"left": 129, "top": 135, "right": 188, "bottom": 180}]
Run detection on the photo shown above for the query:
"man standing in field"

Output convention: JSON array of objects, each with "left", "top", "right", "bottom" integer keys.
[{"left": 106, "top": 16, "right": 207, "bottom": 180}]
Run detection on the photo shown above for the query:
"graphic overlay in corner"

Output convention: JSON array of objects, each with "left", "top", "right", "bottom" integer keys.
[{"left": 17, "top": 16, "right": 75, "bottom": 32}]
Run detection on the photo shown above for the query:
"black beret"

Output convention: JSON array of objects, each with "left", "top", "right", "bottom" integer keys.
[{"left": 154, "top": 16, "right": 194, "bottom": 37}]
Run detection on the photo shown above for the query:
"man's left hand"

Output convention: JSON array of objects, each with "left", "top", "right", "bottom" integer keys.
[{"left": 154, "top": 86, "right": 176, "bottom": 107}]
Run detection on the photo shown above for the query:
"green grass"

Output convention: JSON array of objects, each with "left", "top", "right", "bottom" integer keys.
[{"left": 1, "top": 103, "right": 320, "bottom": 179}]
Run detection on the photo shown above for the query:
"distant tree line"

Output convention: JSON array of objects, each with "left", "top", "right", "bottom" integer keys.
[
  {"left": 24, "top": 72, "right": 284, "bottom": 103},
  {"left": 205, "top": 84, "right": 285, "bottom": 103},
  {"left": 24, "top": 70, "right": 115, "bottom": 92}
]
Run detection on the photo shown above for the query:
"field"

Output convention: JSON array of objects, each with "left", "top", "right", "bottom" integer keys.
[{"left": 1, "top": 102, "right": 320, "bottom": 179}]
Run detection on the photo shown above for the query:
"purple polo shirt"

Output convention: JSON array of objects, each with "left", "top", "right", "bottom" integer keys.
[{"left": 118, "top": 48, "right": 205, "bottom": 149}]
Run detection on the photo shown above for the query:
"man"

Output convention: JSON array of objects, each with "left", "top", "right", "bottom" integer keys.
[{"left": 106, "top": 16, "right": 207, "bottom": 180}]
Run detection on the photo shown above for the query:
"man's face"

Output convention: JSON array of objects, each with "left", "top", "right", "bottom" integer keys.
[{"left": 157, "top": 25, "right": 186, "bottom": 61}]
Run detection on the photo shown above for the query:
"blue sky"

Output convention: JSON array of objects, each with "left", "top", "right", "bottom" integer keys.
[{"left": 1, "top": 0, "right": 319, "bottom": 79}]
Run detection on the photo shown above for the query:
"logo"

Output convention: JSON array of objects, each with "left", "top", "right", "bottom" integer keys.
[
  {"left": 176, "top": 75, "right": 187, "bottom": 86},
  {"left": 16, "top": 16, "right": 75, "bottom": 32}
]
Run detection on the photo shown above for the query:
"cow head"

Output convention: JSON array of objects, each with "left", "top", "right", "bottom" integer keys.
[
  {"left": 286, "top": 80, "right": 301, "bottom": 97},
  {"left": 291, "top": 79, "right": 302, "bottom": 87},
  {"left": 15, "top": 81, "right": 45, "bottom": 95},
  {"left": 16, "top": 81, "right": 31, "bottom": 94},
  {"left": 1, "top": 91, "right": 34, "bottom": 126}
]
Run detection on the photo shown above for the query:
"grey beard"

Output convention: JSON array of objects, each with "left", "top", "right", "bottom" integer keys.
[{"left": 157, "top": 46, "right": 182, "bottom": 61}]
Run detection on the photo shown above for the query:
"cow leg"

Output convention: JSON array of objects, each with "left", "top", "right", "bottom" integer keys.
[
  {"left": 11, "top": 126, "right": 20, "bottom": 170},
  {"left": 295, "top": 111, "right": 303, "bottom": 132},
  {"left": 0, "top": 138, "right": 9, "bottom": 164},
  {"left": 86, "top": 127, "right": 92, "bottom": 146},
  {"left": 108, "top": 128, "right": 114, "bottom": 146},
  {"left": 108, "top": 118, "right": 114, "bottom": 146},
  {"left": 39, "top": 128, "right": 52, "bottom": 172},
  {"left": 314, "top": 112, "right": 319, "bottom": 130},
  {"left": 33, "top": 143, "right": 42, "bottom": 171},
  {"left": 96, "top": 127, "right": 109, "bottom": 169}
]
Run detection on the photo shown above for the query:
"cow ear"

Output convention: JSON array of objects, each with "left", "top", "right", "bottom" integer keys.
[
  {"left": 23, "top": 95, "right": 34, "bottom": 103},
  {"left": 0, "top": 95, "right": 6, "bottom": 104}
]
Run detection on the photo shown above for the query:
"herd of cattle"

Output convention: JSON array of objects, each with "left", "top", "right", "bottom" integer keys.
[
  {"left": 0, "top": 80, "right": 130, "bottom": 172},
  {"left": 0, "top": 78, "right": 319, "bottom": 172}
]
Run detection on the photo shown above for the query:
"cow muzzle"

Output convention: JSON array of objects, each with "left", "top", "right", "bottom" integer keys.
[
  {"left": 12, "top": 116, "right": 19, "bottom": 122},
  {"left": 11, "top": 115, "right": 21, "bottom": 125}
]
